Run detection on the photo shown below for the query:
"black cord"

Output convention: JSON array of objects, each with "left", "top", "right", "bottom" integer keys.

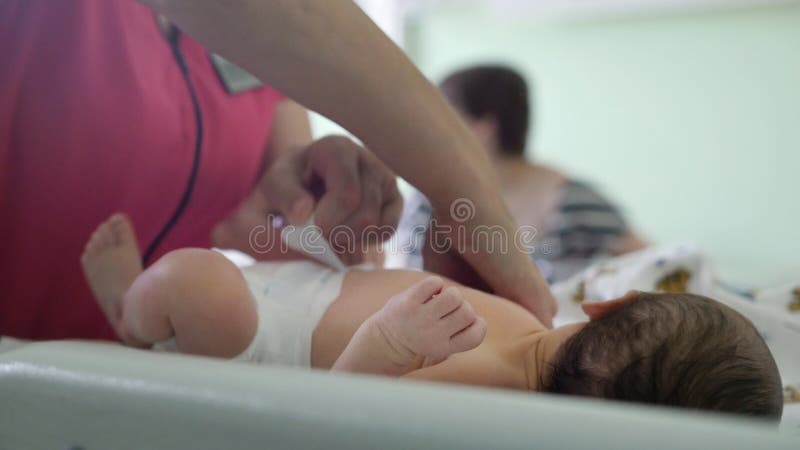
[{"left": 142, "top": 28, "right": 204, "bottom": 264}]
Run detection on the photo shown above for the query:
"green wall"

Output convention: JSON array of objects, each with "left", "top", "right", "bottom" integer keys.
[{"left": 407, "top": 3, "right": 800, "bottom": 286}]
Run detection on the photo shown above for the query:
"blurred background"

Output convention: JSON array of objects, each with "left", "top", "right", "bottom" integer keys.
[{"left": 313, "top": 0, "right": 800, "bottom": 287}]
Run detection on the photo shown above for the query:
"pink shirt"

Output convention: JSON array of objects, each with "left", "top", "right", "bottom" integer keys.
[{"left": 0, "top": 0, "right": 285, "bottom": 340}]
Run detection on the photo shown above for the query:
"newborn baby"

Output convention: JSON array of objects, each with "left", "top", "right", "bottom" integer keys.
[{"left": 82, "top": 214, "right": 783, "bottom": 420}]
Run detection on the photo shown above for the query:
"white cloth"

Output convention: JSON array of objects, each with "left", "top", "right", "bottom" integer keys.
[
  {"left": 280, "top": 215, "right": 347, "bottom": 271},
  {"left": 550, "top": 243, "right": 800, "bottom": 430}
]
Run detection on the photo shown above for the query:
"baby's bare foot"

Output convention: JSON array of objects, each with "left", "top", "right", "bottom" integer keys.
[{"left": 81, "top": 214, "right": 143, "bottom": 334}]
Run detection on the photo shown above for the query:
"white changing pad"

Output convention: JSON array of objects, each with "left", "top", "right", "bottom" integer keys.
[{"left": 0, "top": 339, "right": 796, "bottom": 450}]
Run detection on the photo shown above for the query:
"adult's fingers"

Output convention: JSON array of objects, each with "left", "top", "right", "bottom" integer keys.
[
  {"left": 339, "top": 155, "right": 387, "bottom": 244},
  {"left": 307, "top": 137, "right": 362, "bottom": 234},
  {"left": 527, "top": 295, "right": 557, "bottom": 329},
  {"left": 261, "top": 149, "right": 316, "bottom": 224},
  {"left": 379, "top": 167, "right": 403, "bottom": 231}
]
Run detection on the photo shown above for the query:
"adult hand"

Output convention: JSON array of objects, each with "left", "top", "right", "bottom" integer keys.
[
  {"left": 213, "top": 136, "right": 402, "bottom": 264},
  {"left": 423, "top": 210, "right": 558, "bottom": 328},
  {"left": 516, "top": 284, "right": 558, "bottom": 327},
  {"left": 266, "top": 136, "right": 402, "bottom": 255}
]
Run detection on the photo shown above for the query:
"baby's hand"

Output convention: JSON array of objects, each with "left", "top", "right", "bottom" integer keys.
[{"left": 373, "top": 277, "right": 487, "bottom": 365}]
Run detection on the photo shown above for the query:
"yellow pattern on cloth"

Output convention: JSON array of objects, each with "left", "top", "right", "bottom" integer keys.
[
  {"left": 790, "top": 288, "right": 800, "bottom": 312},
  {"left": 573, "top": 282, "right": 586, "bottom": 303},
  {"left": 656, "top": 269, "right": 692, "bottom": 293},
  {"left": 786, "top": 386, "right": 800, "bottom": 404}
]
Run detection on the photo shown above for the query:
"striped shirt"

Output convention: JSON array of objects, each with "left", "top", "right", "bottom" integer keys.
[
  {"left": 534, "top": 181, "right": 629, "bottom": 283},
  {"left": 388, "top": 180, "right": 629, "bottom": 284}
]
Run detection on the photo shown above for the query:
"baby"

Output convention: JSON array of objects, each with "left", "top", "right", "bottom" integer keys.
[{"left": 82, "top": 214, "right": 783, "bottom": 420}]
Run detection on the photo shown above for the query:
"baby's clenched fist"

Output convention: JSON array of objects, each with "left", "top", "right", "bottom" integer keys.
[{"left": 374, "top": 276, "right": 487, "bottom": 364}]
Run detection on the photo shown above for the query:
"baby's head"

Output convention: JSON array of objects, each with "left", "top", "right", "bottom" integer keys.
[{"left": 539, "top": 292, "right": 783, "bottom": 420}]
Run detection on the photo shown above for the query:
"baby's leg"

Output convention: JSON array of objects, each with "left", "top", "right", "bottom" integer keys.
[
  {"left": 122, "top": 248, "right": 259, "bottom": 358},
  {"left": 82, "top": 215, "right": 257, "bottom": 358}
]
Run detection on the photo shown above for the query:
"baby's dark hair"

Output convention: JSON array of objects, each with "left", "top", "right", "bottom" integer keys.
[{"left": 542, "top": 293, "right": 784, "bottom": 420}]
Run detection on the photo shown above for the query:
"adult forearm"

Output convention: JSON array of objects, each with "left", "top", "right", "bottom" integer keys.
[
  {"left": 262, "top": 100, "right": 313, "bottom": 169},
  {"left": 138, "top": 0, "right": 493, "bottom": 204},
  {"left": 139, "top": 0, "right": 555, "bottom": 321}
]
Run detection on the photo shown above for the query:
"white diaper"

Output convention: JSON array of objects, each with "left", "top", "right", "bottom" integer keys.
[
  {"left": 156, "top": 216, "right": 372, "bottom": 367},
  {"left": 237, "top": 261, "right": 351, "bottom": 367},
  {"left": 155, "top": 260, "right": 351, "bottom": 368}
]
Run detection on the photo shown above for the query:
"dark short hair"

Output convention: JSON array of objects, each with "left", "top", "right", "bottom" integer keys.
[
  {"left": 542, "top": 293, "right": 784, "bottom": 420},
  {"left": 440, "top": 65, "right": 530, "bottom": 156}
]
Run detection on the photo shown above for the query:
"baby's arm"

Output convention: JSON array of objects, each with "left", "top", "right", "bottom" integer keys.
[{"left": 332, "top": 277, "right": 487, "bottom": 376}]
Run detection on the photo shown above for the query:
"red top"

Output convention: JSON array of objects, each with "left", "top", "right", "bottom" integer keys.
[{"left": 0, "top": 1, "right": 285, "bottom": 340}]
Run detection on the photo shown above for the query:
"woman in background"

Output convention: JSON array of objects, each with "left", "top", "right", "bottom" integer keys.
[
  {"left": 441, "top": 65, "right": 648, "bottom": 282},
  {"left": 402, "top": 65, "right": 646, "bottom": 283}
]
